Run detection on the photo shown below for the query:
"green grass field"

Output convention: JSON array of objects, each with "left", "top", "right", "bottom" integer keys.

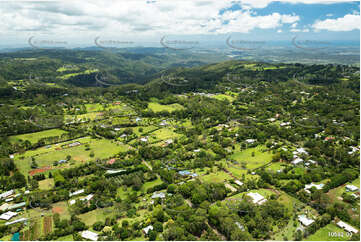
[
  {"left": 305, "top": 223, "right": 349, "bottom": 241},
  {"left": 39, "top": 178, "right": 55, "bottom": 190},
  {"left": 8, "top": 129, "right": 68, "bottom": 144},
  {"left": 14, "top": 137, "right": 130, "bottom": 175},
  {"left": 229, "top": 145, "right": 273, "bottom": 170},
  {"left": 200, "top": 170, "right": 233, "bottom": 183},
  {"left": 78, "top": 208, "right": 113, "bottom": 226},
  {"left": 148, "top": 102, "right": 184, "bottom": 112}
]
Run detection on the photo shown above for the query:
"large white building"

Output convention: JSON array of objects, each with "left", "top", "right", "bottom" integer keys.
[
  {"left": 247, "top": 192, "right": 267, "bottom": 205},
  {"left": 336, "top": 221, "right": 358, "bottom": 234},
  {"left": 298, "top": 215, "right": 314, "bottom": 226},
  {"left": 0, "top": 211, "right": 17, "bottom": 221},
  {"left": 81, "top": 230, "right": 98, "bottom": 241}
]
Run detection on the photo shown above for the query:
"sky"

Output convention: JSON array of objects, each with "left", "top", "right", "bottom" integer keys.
[{"left": 0, "top": 0, "right": 359, "bottom": 48}]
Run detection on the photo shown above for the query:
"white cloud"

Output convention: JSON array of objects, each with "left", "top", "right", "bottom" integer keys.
[
  {"left": 312, "top": 14, "right": 360, "bottom": 31},
  {"left": 277, "top": 29, "right": 283, "bottom": 33},
  {"left": 238, "top": 0, "right": 357, "bottom": 9},
  {"left": 291, "top": 23, "right": 298, "bottom": 28}
]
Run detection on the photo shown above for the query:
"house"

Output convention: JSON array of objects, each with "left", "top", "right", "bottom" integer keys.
[
  {"left": 9, "top": 154, "right": 14, "bottom": 159},
  {"left": 81, "top": 230, "right": 98, "bottom": 241},
  {"left": 140, "top": 137, "right": 148, "bottom": 142},
  {"left": 135, "top": 117, "right": 142, "bottom": 122},
  {"left": 178, "top": 170, "right": 191, "bottom": 176},
  {"left": 245, "top": 139, "right": 256, "bottom": 144},
  {"left": 268, "top": 118, "right": 276, "bottom": 122},
  {"left": 292, "top": 157, "right": 303, "bottom": 165},
  {"left": 69, "top": 189, "right": 85, "bottom": 197},
  {"left": 70, "top": 194, "right": 94, "bottom": 206},
  {"left": 0, "top": 190, "right": 14, "bottom": 200},
  {"left": 336, "top": 221, "right": 358, "bottom": 234},
  {"left": 280, "top": 122, "right": 290, "bottom": 127},
  {"left": 298, "top": 215, "right": 314, "bottom": 226},
  {"left": 159, "top": 120, "right": 168, "bottom": 126},
  {"left": 235, "top": 180, "right": 243, "bottom": 186},
  {"left": 346, "top": 185, "right": 359, "bottom": 192},
  {"left": 5, "top": 198, "right": 13, "bottom": 202},
  {"left": 247, "top": 192, "right": 267, "bottom": 205},
  {"left": 0, "top": 203, "right": 10, "bottom": 212},
  {"left": 164, "top": 139, "right": 173, "bottom": 145},
  {"left": 0, "top": 211, "right": 17, "bottom": 221},
  {"left": 114, "top": 128, "right": 121, "bottom": 131},
  {"left": 5, "top": 218, "right": 27, "bottom": 226},
  {"left": 235, "top": 222, "right": 245, "bottom": 231},
  {"left": 68, "top": 141, "right": 81, "bottom": 147},
  {"left": 143, "top": 225, "right": 153, "bottom": 234},
  {"left": 105, "top": 169, "right": 126, "bottom": 175},
  {"left": 7, "top": 202, "right": 26, "bottom": 211},
  {"left": 294, "top": 148, "right": 308, "bottom": 155},
  {"left": 194, "top": 149, "right": 201, "bottom": 152},
  {"left": 58, "top": 159, "right": 67, "bottom": 164},
  {"left": 151, "top": 192, "right": 166, "bottom": 199},
  {"left": 304, "top": 183, "right": 324, "bottom": 193}
]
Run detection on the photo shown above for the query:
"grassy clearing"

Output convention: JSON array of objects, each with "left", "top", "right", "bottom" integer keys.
[
  {"left": 39, "top": 178, "right": 54, "bottom": 190},
  {"left": 142, "top": 177, "right": 163, "bottom": 192},
  {"left": 305, "top": 223, "right": 348, "bottom": 241},
  {"left": 14, "top": 137, "right": 130, "bottom": 175},
  {"left": 8, "top": 129, "right": 68, "bottom": 144},
  {"left": 212, "top": 94, "right": 235, "bottom": 102},
  {"left": 200, "top": 170, "right": 233, "bottom": 183},
  {"left": 148, "top": 102, "right": 184, "bottom": 112},
  {"left": 56, "top": 234, "right": 74, "bottom": 241},
  {"left": 149, "top": 127, "right": 181, "bottom": 142},
  {"left": 229, "top": 145, "right": 273, "bottom": 170},
  {"left": 52, "top": 201, "right": 71, "bottom": 220},
  {"left": 78, "top": 208, "right": 112, "bottom": 226}
]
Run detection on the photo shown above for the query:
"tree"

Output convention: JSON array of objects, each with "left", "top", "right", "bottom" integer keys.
[{"left": 148, "top": 230, "right": 157, "bottom": 241}]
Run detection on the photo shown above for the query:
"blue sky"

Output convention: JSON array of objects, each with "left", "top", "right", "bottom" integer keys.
[{"left": 0, "top": 0, "right": 359, "bottom": 48}]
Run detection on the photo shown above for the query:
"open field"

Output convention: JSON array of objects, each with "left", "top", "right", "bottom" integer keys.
[
  {"left": 200, "top": 170, "right": 233, "bottom": 183},
  {"left": 229, "top": 145, "right": 273, "bottom": 170},
  {"left": 148, "top": 102, "right": 184, "bottom": 112},
  {"left": 8, "top": 129, "right": 68, "bottom": 144},
  {"left": 305, "top": 223, "right": 349, "bottom": 241},
  {"left": 14, "top": 137, "right": 130, "bottom": 175}
]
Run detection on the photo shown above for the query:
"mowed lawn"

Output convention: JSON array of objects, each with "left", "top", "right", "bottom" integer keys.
[
  {"left": 78, "top": 208, "right": 112, "bottom": 226},
  {"left": 39, "top": 178, "right": 55, "bottom": 190},
  {"left": 148, "top": 127, "right": 182, "bottom": 143},
  {"left": 229, "top": 145, "right": 273, "bottom": 170},
  {"left": 14, "top": 137, "right": 130, "bottom": 175},
  {"left": 200, "top": 170, "right": 233, "bottom": 183},
  {"left": 305, "top": 223, "right": 349, "bottom": 241},
  {"left": 8, "top": 129, "right": 68, "bottom": 144},
  {"left": 148, "top": 102, "right": 184, "bottom": 112}
]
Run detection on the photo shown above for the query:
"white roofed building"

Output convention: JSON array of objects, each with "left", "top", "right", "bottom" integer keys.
[
  {"left": 298, "top": 215, "right": 314, "bottom": 226},
  {"left": 69, "top": 189, "right": 84, "bottom": 197},
  {"left": 247, "top": 192, "right": 267, "bottom": 205},
  {"left": 336, "top": 221, "right": 358, "bottom": 234},
  {"left": 81, "top": 230, "right": 98, "bottom": 241},
  {"left": 346, "top": 185, "right": 358, "bottom": 192},
  {"left": 0, "top": 211, "right": 17, "bottom": 221}
]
